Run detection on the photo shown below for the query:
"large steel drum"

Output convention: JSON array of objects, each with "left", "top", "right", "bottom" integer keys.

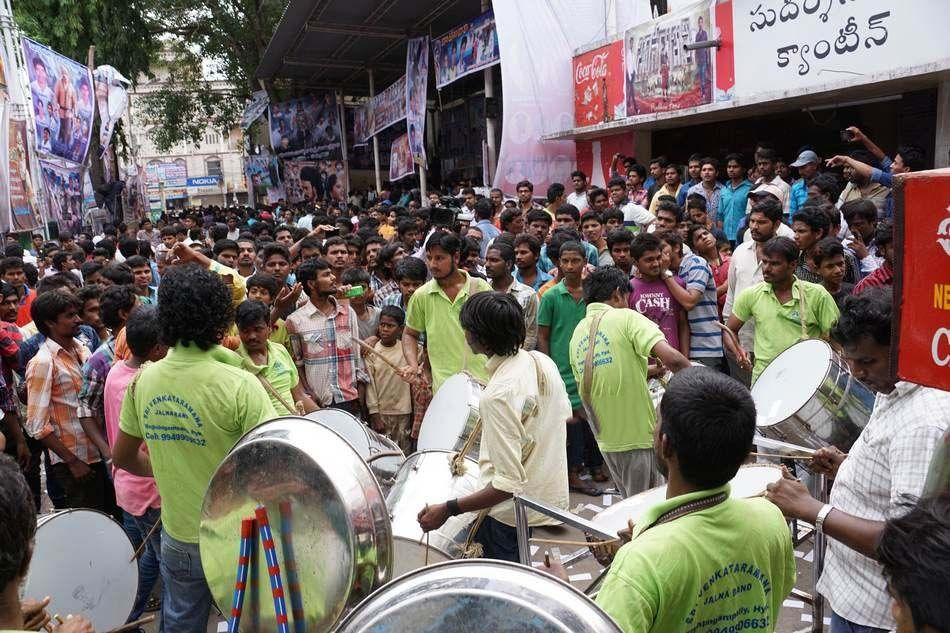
[
  {"left": 200, "top": 416, "right": 391, "bottom": 632},
  {"left": 335, "top": 559, "right": 622, "bottom": 632},
  {"left": 416, "top": 372, "right": 483, "bottom": 459},
  {"left": 304, "top": 408, "right": 405, "bottom": 490}
]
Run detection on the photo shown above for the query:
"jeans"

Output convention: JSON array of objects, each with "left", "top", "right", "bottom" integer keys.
[
  {"left": 48, "top": 460, "right": 112, "bottom": 510},
  {"left": 160, "top": 531, "right": 212, "bottom": 633},
  {"left": 829, "top": 612, "right": 889, "bottom": 633},
  {"left": 125, "top": 507, "right": 162, "bottom": 622},
  {"left": 566, "top": 418, "right": 603, "bottom": 471},
  {"left": 472, "top": 515, "right": 526, "bottom": 563}
]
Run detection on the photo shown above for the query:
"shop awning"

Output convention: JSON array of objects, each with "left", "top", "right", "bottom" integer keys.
[{"left": 255, "top": 0, "right": 478, "bottom": 96}]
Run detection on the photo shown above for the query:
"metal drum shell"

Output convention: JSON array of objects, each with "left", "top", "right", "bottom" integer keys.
[
  {"left": 200, "top": 416, "right": 392, "bottom": 633},
  {"left": 416, "top": 372, "right": 483, "bottom": 459},
  {"left": 23, "top": 509, "right": 138, "bottom": 632},
  {"left": 752, "top": 339, "right": 875, "bottom": 452},
  {"left": 335, "top": 559, "right": 622, "bottom": 632},
  {"left": 385, "top": 450, "right": 482, "bottom": 579}
]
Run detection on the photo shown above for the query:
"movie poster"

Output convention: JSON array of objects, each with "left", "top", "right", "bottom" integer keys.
[
  {"left": 282, "top": 158, "right": 347, "bottom": 207},
  {"left": 406, "top": 36, "right": 429, "bottom": 164},
  {"left": 93, "top": 65, "right": 130, "bottom": 151},
  {"left": 245, "top": 154, "right": 283, "bottom": 203},
  {"left": 268, "top": 92, "right": 343, "bottom": 160},
  {"left": 8, "top": 119, "right": 42, "bottom": 231},
  {"left": 370, "top": 75, "right": 407, "bottom": 136},
  {"left": 39, "top": 159, "right": 83, "bottom": 233},
  {"left": 22, "top": 38, "right": 94, "bottom": 163},
  {"left": 623, "top": 1, "right": 713, "bottom": 115},
  {"left": 432, "top": 10, "right": 500, "bottom": 89},
  {"left": 352, "top": 104, "right": 371, "bottom": 146},
  {"left": 389, "top": 133, "right": 413, "bottom": 182}
]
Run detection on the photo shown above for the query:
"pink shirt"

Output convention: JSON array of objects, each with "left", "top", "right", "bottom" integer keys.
[{"left": 104, "top": 362, "right": 161, "bottom": 515}]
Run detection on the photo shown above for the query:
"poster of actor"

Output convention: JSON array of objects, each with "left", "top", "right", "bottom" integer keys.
[
  {"left": 22, "top": 38, "right": 94, "bottom": 164},
  {"left": 406, "top": 36, "right": 429, "bottom": 164},
  {"left": 39, "top": 159, "right": 84, "bottom": 233},
  {"left": 389, "top": 133, "right": 414, "bottom": 182},
  {"left": 268, "top": 92, "right": 343, "bottom": 160},
  {"left": 283, "top": 159, "right": 347, "bottom": 208}
]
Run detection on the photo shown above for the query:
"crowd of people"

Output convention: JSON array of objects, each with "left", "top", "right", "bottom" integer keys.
[{"left": 0, "top": 123, "right": 947, "bottom": 633}]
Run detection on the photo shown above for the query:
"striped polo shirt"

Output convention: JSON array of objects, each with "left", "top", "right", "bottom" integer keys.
[{"left": 678, "top": 253, "right": 723, "bottom": 358}]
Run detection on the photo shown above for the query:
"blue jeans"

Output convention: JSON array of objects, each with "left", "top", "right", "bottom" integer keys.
[
  {"left": 830, "top": 612, "right": 889, "bottom": 633},
  {"left": 124, "top": 507, "right": 162, "bottom": 622},
  {"left": 160, "top": 532, "right": 212, "bottom": 633}
]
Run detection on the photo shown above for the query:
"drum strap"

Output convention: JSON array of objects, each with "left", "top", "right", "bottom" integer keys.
[
  {"left": 637, "top": 492, "right": 728, "bottom": 537},
  {"left": 795, "top": 279, "right": 809, "bottom": 341},
  {"left": 580, "top": 310, "right": 609, "bottom": 436},
  {"left": 241, "top": 359, "right": 299, "bottom": 414}
]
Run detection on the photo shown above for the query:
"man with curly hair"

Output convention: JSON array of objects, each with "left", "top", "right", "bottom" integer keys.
[{"left": 113, "top": 264, "right": 275, "bottom": 631}]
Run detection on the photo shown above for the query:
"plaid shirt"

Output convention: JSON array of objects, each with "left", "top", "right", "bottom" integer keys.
[
  {"left": 852, "top": 262, "right": 893, "bottom": 295},
  {"left": 817, "top": 382, "right": 950, "bottom": 628},
  {"left": 25, "top": 337, "right": 95, "bottom": 465},
  {"left": 373, "top": 278, "right": 401, "bottom": 307},
  {"left": 77, "top": 338, "right": 116, "bottom": 420},
  {"left": 285, "top": 297, "right": 368, "bottom": 406}
]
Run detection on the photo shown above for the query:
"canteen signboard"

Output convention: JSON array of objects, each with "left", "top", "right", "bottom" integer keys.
[{"left": 187, "top": 176, "right": 221, "bottom": 188}]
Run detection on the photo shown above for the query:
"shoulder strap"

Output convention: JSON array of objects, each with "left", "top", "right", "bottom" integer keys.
[
  {"left": 581, "top": 309, "right": 609, "bottom": 435},
  {"left": 241, "top": 358, "right": 297, "bottom": 414}
]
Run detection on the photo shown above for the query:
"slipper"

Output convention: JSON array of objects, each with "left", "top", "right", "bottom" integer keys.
[{"left": 569, "top": 482, "right": 603, "bottom": 497}]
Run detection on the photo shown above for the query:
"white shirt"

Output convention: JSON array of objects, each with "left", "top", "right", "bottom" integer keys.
[
  {"left": 226, "top": 228, "right": 240, "bottom": 241},
  {"left": 479, "top": 350, "right": 570, "bottom": 527},
  {"left": 566, "top": 190, "right": 589, "bottom": 212},
  {"left": 723, "top": 239, "right": 762, "bottom": 349},
  {"left": 818, "top": 382, "right": 950, "bottom": 628},
  {"left": 497, "top": 277, "right": 539, "bottom": 351},
  {"left": 296, "top": 214, "right": 314, "bottom": 231},
  {"left": 621, "top": 201, "right": 655, "bottom": 230},
  {"left": 740, "top": 220, "right": 795, "bottom": 244}
]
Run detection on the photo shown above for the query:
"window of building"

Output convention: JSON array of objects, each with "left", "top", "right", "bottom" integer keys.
[{"left": 206, "top": 157, "right": 223, "bottom": 178}]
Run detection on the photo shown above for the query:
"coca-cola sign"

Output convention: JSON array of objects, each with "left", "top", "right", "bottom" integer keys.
[{"left": 573, "top": 41, "right": 624, "bottom": 128}]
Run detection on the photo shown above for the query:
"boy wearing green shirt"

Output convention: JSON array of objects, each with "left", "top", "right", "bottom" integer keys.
[
  {"left": 569, "top": 368, "right": 795, "bottom": 632},
  {"left": 113, "top": 264, "right": 276, "bottom": 633}
]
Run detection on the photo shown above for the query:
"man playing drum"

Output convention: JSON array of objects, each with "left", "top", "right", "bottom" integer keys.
[
  {"left": 765, "top": 289, "right": 950, "bottom": 633},
  {"left": 417, "top": 292, "right": 570, "bottom": 562}
]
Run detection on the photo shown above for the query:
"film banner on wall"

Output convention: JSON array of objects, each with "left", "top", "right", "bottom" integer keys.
[
  {"left": 22, "top": 38, "right": 95, "bottom": 164},
  {"left": 432, "top": 10, "right": 500, "bottom": 89},
  {"left": 389, "top": 133, "right": 414, "bottom": 182},
  {"left": 406, "top": 36, "right": 429, "bottom": 164},
  {"left": 38, "top": 159, "right": 83, "bottom": 233},
  {"left": 370, "top": 75, "right": 407, "bottom": 137},
  {"left": 268, "top": 93, "right": 343, "bottom": 160},
  {"left": 283, "top": 158, "right": 347, "bottom": 206},
  {"left": 7, "top": 119, "right": 42, "bottom": 232}
]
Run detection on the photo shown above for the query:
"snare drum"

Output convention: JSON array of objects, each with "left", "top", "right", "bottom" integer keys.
[
  {"left": 416, "top": 372, "right": 483, "bottom": 458},
  {"left": 386, "top": 450, "right": 482, "bottom": 578},
  {"left": 593, "top": 464, "right": 782, "bottom": 536},
  {"left": 305, "top": 408, "right": 405, "bottom": 489},
  {"left": 752, "top": 339, "right": 875, "bottom": 452},
  {"left": 336, "top": 559, "right": 621, "bottom": 632},
  {"left": 22, "top": 509, "right": 138, "bottom": 631}
]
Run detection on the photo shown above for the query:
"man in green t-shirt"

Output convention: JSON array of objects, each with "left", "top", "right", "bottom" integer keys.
[
  {"left": 560, "top": 368, "right": 796, "bottom": 632},
  {"left": 570, "top": 267, "right": 690, "bottom": 498},
  {"left": 727, "top": 236, "right": 839, "bottom": 383},
  {"left": 113, "top": 264, "right": 276, "bottom": 632}
]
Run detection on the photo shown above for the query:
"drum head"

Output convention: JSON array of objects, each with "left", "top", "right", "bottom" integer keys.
[
  {"left": 306, "top": 408, "right": 372, "bottom": 454},
  {"left": 23, "top": 509, "right": 137, "bottom": 631},
  {"left": 391, "top": 536, "right": 453, "bottom": 576},
  {"left": 201, "top": 417, "right": 391, "bottom": 633},
  {"left": 592, "top": 485, "right": 668, "bottom": 536},
  {"left": 752, "top": 339, "right": 832, "bottom": 427},
  {"left": 731, "top": 464, "right": 783, "bottom": 498},
  {"left": 417, "top": 373, "right": 479, "bottom": 452},
  {"left": 336, "top": 560, "right": 621, "bottom": 632}
]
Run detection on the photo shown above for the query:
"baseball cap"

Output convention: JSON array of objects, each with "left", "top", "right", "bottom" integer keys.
[{"left": 790, "top": 150, "right": 819, "bottom": 168}]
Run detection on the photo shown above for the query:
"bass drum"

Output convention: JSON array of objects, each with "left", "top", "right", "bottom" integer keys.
[
  {"left": 386, "top": 450, "right": 482, "bottom": 578},
  {"left": 200, "top": 416, "right": 391, "bottom": 633},
  {"left": 305, "top": 408, "right": 405, "bottom": 490},
  {"left": 416, "top": 373, "right": 483, "bottom": 459},
  {"left": 335, "top": 559, "right": 622, "bottom": 632},
  {"left": 753, "top": 339, "right": 875, "bottom": 452},
  {"left": 22, "top": 509, "right": 138, "bottom": 631},
  {"left": 593, "top": 464, "right": 783, "bottom": 536}
]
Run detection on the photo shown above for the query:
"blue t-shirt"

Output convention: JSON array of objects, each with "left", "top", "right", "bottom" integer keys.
[{"left": 678, "top": 253, "right": 723, "bottom": 359}]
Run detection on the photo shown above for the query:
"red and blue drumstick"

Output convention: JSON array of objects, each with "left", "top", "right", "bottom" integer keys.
[
  {"left": 278, "top": 501, "right": 305, "bottom": 633},
  {"left": 229, "top": 518, "right": 255, "bottom": 633},
  {"left": 255, "top": 505, "right": 290, "bottom": 633}
]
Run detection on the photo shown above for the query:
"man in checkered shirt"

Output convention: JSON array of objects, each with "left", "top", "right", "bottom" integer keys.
[{"left": 764, "top": 288, "right": 950, "bottom": 632}]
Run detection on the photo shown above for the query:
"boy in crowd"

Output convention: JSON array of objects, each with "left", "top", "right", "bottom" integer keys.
[
  {"left": 606, "top": 229, "right": 635, "bottom": 278},
  {"left": 0, "top": 257, "right": 35, "bottom": 326},
  {"left": 76, "top": 284, "right": 108, "bottom": 343},
  {"left": 245, "top": 272, "right": 292, "bottom": 354},
  {"left": 382, "top": 255, "right": 427, "bottom": 310},
  {"left": 236, "top": 300, "right": 317, "bottom": 416},
  {"left": 811, "top": 237, "right": 854, "bottom": 307},
  {"left": 366, "top": 305, "right": 413, "bottom": 452},
  {"left": 629, "top": 233, "right": 690, "bottom": 359},
  {"left": 125, "top": 255, "right": 157, "bottom": 304},
  {"left": 581, "top": 211, "right": 613, "bottom": 266},
  {"left": 513, "top": 233, "right": 552, "bottom": 292},
  {"left": 341, "top": 267, "right": 380, "bottom": 340}
]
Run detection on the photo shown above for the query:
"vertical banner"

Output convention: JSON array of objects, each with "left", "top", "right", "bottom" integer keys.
[
  {"left": 93, "top": 65, "right": 130, "bottom": 151},
  {"left": 352, "top": 104, "right": 370, "bottom": 147},
  {"left": 405, "top": 36, "right": 429, "bottom": 164},
  {"left": 8, "top": 119, "right": 42, "bottom": 231},
  {"left": 22, "top": 38, "right": 94, "bottom": 163},
  {"left": 573, "top": 41, "right": 625, "bottom": 128},
  {"left": 38, "top": 159, "right": 84, "bottom": 232},
  {"left": 623, "top": 0, "right": 713, "bottom": 116},
  {"left": 431, "top": 10, "right": 500, "bottom": 89},
  {"left": 240, "top": 89, "right": 269, "bottom": 130},
  {"left": 268, "top": 93, "right": 343, "bottom": 159},
  {"left": 283, "top": 159, "right": 347, "bottom": 206},
  {"left": 389, "top": 133, "right": 414, "bottom": 182}
]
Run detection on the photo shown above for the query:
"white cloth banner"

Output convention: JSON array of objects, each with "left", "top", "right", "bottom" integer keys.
[
  {"left": 241, "top": 89, "right": 270, "bottom": 129},
  {"left": 93, "top": 65, "right": 130, "bottom": 152}
]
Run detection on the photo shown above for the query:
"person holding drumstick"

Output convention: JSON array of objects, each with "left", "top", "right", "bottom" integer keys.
[
  {"left": 765, "top": 288, "right": 950, "bottom": 633},
  {"left": 0, "top": 454, "right": 93, "bottom": 632},
  {"left": 417, "top": 292, "right": 570, "bottom": 562}
]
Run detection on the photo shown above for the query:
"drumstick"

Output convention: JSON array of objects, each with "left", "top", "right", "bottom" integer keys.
[
  {"left": 749, "top": 451, "right": 813, "bottom": 461},
  {"left": 255, "top": 505, "right": 291, "bottom": 633},
  {"left": 355, "top": 338, "right": 401, "bottom": 372},
  {"left": 228, "top": 518, "right": 254, "bottom": 633},
  {"left": 277, "top": 502, "right": 305, "bottom": 633},
  {"left": 103, "top": 614, "right": 157, "bottom": 633},
  {"left": 129, "top": 516, "right": 163, "bottom": 562}
]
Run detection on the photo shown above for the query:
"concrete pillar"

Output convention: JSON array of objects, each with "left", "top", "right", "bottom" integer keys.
[{"left": 935, "top": 80, "right": 950, "bottom": 168}]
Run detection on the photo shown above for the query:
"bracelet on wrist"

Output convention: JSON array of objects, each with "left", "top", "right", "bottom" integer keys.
[{"left": 446, "top": 498, "right": 461, "bottom": 517}]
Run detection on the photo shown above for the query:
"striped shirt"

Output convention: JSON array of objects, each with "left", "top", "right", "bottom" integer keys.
[
  {"left": 285, "top": 297, "right": 368, "bottom": 406},
  {"left": 678, "top": 253, "right": 722, "bottom": 358},
  {"left": 25, "top": 337, "right": 96, "bottom": 465}
]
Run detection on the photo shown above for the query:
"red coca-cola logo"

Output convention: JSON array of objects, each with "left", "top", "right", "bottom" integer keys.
[{"left": 575, "top": 52, "right": 610, "bottom": 85}]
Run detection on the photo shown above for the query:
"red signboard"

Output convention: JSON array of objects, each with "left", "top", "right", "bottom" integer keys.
[
  {"left": 894, "top": 169, "right": 950, "bottom": 390},
  {"left": 573, "top": 41, "right": 624, "bottom": 128}
]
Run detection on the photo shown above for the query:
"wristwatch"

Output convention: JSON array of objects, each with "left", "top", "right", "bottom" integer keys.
[
  {"left": 446, "top": 498, "right": 461, "bottom": 517},
  {"left": 663, "top": 270, "right": 674, "bottom": 279},
  {"left": 815, "top": 503, "right": 835, "bottom": 534}
]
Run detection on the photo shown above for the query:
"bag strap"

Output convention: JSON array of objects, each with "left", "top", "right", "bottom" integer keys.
[
  {"left": 241, "top": 358, "right": 298, "bottom": 414},
  {"left": 581, "top": 309, "right": 609, "bottom": 435},
  {"left": 796, "top": 279, "right": 809, "bottom": 341}
]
